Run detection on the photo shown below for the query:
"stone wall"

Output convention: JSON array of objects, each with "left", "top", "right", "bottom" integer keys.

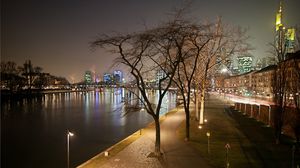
[{"left": 234, "top": 103, "right": 297, "bottom": 139}]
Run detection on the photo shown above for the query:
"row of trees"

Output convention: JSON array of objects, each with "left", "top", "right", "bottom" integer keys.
[
  {"left": 0, "top": 60, "right": 69, "bottom": 92},
  {"left": 92, "top": 11, "right": 250, "bottom": 155}
]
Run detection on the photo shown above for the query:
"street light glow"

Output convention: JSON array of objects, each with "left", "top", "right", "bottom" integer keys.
[
  {"left": 221, "top": 68, "right": 228, "bottom": 73},
  {"left": 68, "top": 132, "right": 74, "bottom": 136}
]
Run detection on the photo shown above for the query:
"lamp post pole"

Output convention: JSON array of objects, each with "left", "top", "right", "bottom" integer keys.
[
  {"left": 292, "top": 145, "right": 295, "bottom": 168},
  {"left": 206, "top": 132, "right": 211, "bottom": 154},
  {"left": 225, "top": 143, "right": 230, "bottom": 168},
  {"left": 67, "top": 130, "right": 74, "bottom": 168}
]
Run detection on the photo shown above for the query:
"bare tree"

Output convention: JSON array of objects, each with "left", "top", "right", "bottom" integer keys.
[
  {"left": 163, "top": 16, "right": 250, "bottom": 140},
  {"left": 271, "top": 28, "right": 290, "bottom": 144},
  {"left": 194, "top": 18, "right": 250, "bottom": 126},
  {"left": 91, "top": 24, "right": 181, "bottom": 156},
  {"left": 272, "top": 61, "right": 288, "bottom": 144},
  {"left": 0, "top": 61, "right": 25, "bottom": 91},
  {"left": 288, "top": 51, "right": 300, "bottom": 143},
  {"left": 170, "top": 20, "right": 212, "bottom": 141}
]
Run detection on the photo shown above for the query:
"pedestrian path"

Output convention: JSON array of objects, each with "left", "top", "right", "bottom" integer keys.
[
  {"left": 80, "top": 108, "right": 211, "bottom": 168},
  {"left": 159, "top": 108, "right": 211, "bottom": 168}
]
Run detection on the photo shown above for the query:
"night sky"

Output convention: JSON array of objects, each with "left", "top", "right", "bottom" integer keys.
[{"left": 2, "top": 0, "right": 300, "bottom": 83}]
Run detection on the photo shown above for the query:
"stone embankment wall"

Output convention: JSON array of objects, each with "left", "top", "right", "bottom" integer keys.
[{"left": 234, "top": 102, "right": 298, "bottom": 139}]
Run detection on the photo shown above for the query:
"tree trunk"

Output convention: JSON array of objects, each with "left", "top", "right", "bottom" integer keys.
[
  {"left": 195, "top": 89, "right": 199, "bottom": 120},
  {"left": 199, "top": 88, "right": 205, "bottom": 125},
  {"left": 274, "top": 107, "right": 283, "bottom": 144},
  {"left": 154, "top": 117, "right": 161, "bottom": 156},
  {"left": 275, "top": 130, "right": 281, "bottom": 144},
  {"left": 185, "top": 108, "right": 190, "bottom": 141}
]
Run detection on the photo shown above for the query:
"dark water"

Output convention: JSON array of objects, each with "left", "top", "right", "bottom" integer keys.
[{"left": 1, "top": 88, "right": 176, "bottom": 168}]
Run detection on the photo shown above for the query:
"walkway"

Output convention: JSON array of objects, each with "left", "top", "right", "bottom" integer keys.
[{"left": 90, "top": 108, "right": 211, "bottom": 168}]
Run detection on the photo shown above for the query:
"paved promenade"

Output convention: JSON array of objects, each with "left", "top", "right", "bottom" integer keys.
[{"left": 81, "top": 108, "right": 211, "bottom": 168}]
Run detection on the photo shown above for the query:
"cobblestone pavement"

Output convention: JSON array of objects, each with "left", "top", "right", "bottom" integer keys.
[{"left": 95, "top": 108, "right": 211, "bottom": 168}]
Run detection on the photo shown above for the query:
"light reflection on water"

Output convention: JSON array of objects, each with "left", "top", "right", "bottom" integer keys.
[{"left": 2, "top": 88, "right": 176, "bottom": 168}]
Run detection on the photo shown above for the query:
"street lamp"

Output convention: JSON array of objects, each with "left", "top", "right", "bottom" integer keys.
[
  {"left": 206, "top": 132, "right": 211, "bottom": 154},
  {"left": 67, "top": 130, "right": 74, "bottom": 168},
  {"left": 225, "top": 143, "right": 231, "bottom": 168}
]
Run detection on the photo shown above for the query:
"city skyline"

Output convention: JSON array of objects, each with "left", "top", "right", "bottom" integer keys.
[{"left": 2, "top": 0, "right": 300, "bottom": 82}]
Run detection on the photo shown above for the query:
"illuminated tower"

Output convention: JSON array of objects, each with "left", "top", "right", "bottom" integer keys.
[
  {"left": 276, "top": 1, "right": 283, "bottom": 32},
  {"left": 285, "top": 28, "right": 296, "bottom": 53},
  {"left": 275, "top": 0, "right": 285, "bottom": 57},
  {"left": 275, "top": 1, "right": 283, "bottom": 32},
  {"left": 275, "top": 0, "right": 296, "bottom": 58}
]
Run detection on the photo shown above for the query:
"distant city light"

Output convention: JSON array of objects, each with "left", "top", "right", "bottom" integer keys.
[{"left": 221, "top": 68, "right": 228, "bottom": 73}]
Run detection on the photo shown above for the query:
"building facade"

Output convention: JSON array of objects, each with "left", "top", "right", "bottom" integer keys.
[
  {"left": 221, "top": 51, "right": 300, "bottom": 102},
  {"left": 237, "top": 55, "right": 253, "bottom": 74},
  {"left": 103, "top": 73, "right": 112, "bottom": 84},
  {"left": 113, "top": 70, "right": 123, "bottom": 83},
  {"left": 84, "top": 71, "right": 93, "bottom": 84}
]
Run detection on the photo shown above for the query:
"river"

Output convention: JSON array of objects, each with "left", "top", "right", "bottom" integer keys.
[{"left": 1, "top": 88, "right": 176, "bottom": 168}]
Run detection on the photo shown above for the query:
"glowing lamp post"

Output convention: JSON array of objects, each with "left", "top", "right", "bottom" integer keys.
[
  {"left": 206, "top": 132, "right": 211, "bottom": 154},
  {"left": 67, "top": 130, "right": 74, "bottom": 168},
  {"left": 225, "top": 143, "right": 231, "bottom": 168}
]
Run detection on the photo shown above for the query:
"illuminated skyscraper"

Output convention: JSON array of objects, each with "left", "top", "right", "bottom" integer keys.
[
  {"left": 275, "top": 0, "right": 296, "bottom": 56},
  {"left": 84, "top": 71, "right": 93, "bottom": 84},
  {"left": 113, "top": 70, "right": 123, "bottom": 83},
  {"left": 103, "top": 73, "right": 112, "bottom": 84},
  {"left": 237, "top": 55, "right": 253, "bottom": 74}
]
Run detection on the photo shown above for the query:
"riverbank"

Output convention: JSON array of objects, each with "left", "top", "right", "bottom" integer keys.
[
  {"left": 77, "top": 107, "right": 179, "bottom": 168},
  {"left": 77, "top": 106, "right": 211, "bottom": 168}
]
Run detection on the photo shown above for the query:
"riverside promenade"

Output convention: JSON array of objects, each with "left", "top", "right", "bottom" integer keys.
[
  {"left": 78, "top": 107, "right": 212, "bottom": 168},
  {"left": 78, "top": 94, "right": 300, "bottom": 168}
]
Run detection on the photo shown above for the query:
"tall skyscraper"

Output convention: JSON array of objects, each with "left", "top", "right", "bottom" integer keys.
[{"left": 275, "top": 0, "right": 296, "bottom": 56}]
